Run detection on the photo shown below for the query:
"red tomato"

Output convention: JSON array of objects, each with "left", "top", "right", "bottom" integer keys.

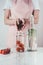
[
  {"left": 19, "top": 43, "right": 24, "bottom": 47},
  {"left": 20, "top": 47, "right": 24, "bottom": 52},
  {"left": 16, "top": 41, "right": 20, "bottom": 45},
  {"left": 1, "top": 50, "right": 5, "bottom": 54},
  {"left": 0, "top": 50, "right": 1, "bottom": 53},
  {"left": 16, "top": 47, "right": 20, "bottom": 52}
]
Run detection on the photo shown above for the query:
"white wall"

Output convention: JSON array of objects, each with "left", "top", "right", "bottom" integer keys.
[
  {"left": 37, "top": 0, "right": 43, "bottom": 47},
  {"left": 0, "top": 0, "right": 43, "bottom": 49}
]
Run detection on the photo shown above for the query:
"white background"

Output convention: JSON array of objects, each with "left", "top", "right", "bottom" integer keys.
[{"left": 0, "top": 0, "right": 43, "bottom": 49}]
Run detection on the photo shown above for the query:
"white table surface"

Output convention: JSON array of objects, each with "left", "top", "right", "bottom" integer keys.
[{"left": 0, "top": 47, "right": 43, "bottom": 65}]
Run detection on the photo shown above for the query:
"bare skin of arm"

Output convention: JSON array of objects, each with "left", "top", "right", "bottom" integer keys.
[
  {"left": 34, "top": 10, "right": 40, "bottom": 24},
  {"left": 4, "top": 9, "right": 17, "bottom": 26}
]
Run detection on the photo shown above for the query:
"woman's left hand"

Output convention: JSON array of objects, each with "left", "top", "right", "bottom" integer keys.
[
  {"left": 34, "top": 10, "right": 40, "bottom": 24},
  {"left": 21, "top": 19, "right": 30, "bottom": 31}
]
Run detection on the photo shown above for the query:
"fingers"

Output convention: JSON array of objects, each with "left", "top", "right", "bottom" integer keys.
[
  {"left": 21, "top": 19, "right": 30, "bottom": 30},
  {"left": 16, "top": 18, "right": 20, "bottom": 25}
]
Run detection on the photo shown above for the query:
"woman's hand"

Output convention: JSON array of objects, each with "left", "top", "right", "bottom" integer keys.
[
  {"left": 16, "top": 19, "right": 24, "bottom": 30},
  {"left": 21, "top": 19, "right": 30, "bottom": 31},
  {"left": 16, "top": 19, "right": 30, "bottom": 31},
  {"left": 34, "top": 10, "right": 40, "bottom": 24}
]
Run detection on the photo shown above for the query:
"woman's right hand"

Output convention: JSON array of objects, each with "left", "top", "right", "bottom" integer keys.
[{"left": 16, "top": 19, "right": 24, "bottom": 30}]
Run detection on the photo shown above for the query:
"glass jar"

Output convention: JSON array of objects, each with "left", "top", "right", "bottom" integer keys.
[{"left": 16, "top": 31, "right": 25, "bottom": 52}]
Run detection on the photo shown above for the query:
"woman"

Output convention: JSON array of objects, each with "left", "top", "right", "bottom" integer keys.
[{"left": 0, "top": 0, "right": 40, "bottom": 54}]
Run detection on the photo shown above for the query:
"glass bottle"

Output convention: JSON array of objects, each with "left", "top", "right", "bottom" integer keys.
[{"left": 28, "top": 15, "right": 37, "bottom": 51}]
